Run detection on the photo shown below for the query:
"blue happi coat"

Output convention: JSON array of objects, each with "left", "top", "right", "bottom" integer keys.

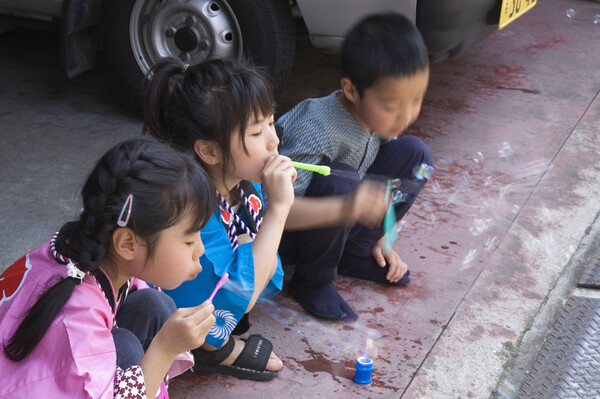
[{"left": 164, "top": 182, "right": 283, "bottom": 348}]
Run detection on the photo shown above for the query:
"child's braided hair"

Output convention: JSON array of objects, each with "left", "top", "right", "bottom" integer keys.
[{"left": 4, "top": 136, "right": 215, "bottom": 361}]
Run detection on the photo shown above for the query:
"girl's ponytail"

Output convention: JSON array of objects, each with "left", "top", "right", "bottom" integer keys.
[
  {"left": 143, "top": 58, "right": 189, "bottom": 149},
  {"left": 4, "top": 278, "right": 78, "bottom": 361}
]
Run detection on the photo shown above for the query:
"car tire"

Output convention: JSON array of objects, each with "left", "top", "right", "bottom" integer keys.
[{"left": 103, "top": 0, "right": 295, "bottom": 110}]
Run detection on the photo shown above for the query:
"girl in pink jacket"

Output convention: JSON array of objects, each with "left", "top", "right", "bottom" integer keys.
[{"left": 0, "top": 137, "right": 216, "bottom": 398}]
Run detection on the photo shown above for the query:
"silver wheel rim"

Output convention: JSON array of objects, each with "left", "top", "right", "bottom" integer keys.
[{"left": 129, "top": 0, "right": 242, "bottom": 75}]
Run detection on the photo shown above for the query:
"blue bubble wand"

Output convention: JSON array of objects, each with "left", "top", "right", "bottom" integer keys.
[
  {"left": 383, "top": 181, "right": 397, "bottom": 255},
  {"left": 383, "top": 163, "right": 434, "bottom": 253}
]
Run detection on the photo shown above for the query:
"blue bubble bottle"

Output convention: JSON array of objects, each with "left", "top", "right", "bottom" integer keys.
[{"left": 353, "top": 356, "right": 374, "bottom": 384}]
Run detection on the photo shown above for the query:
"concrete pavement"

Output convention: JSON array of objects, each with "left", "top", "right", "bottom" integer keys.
[
  {"left": 1, "top": 0, "right": 600, "bottom": 397},
  {"left": 169, "top": 1, "right": 600, "bottom": 397}
]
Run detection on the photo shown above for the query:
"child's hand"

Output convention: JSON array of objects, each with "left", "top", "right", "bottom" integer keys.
[
  {"left": 261, "top": 155, "right": 296, "bottom": 210},
  {"left": 372, "top": 239, "right": 408, "bottom": 283},
  {"left": 141, "top": 301, "right": 215, "bottom": 397},
  {"left": 342, "top": 180, "right": 387, "bottom": 227},
  {"left": 154, "top": 301, "right": 216, "bottom": 357}
]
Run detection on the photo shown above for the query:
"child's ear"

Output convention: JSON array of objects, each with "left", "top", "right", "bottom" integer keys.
[
  {"left": 112, "top": 228, "right": 138, "bottom": 261},
  {"left": 194, "top": 139, "right": 221, "bottom": 165},
  {"left": 341, "top": 77, "right": 360, "bottom": 104}
]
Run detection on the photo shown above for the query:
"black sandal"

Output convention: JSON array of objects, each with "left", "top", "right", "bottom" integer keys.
[{"left": 191, "top": 334, "right": 279, "bottom": 381}]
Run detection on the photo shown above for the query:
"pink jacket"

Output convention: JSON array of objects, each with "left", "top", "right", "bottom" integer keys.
[{"left": 0, "top": 242, "right": 193, "bottom": 398}]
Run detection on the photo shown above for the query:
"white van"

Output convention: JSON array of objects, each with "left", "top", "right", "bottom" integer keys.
[{"left": 0, "top": 0, "right": 535, "bottom": 107}]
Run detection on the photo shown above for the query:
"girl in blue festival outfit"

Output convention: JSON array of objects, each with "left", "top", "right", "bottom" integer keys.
[{"left": 143, "top": 57, "right": 296, "bottom": 381}]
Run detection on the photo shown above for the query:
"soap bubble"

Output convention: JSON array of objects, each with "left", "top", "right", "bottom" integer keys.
[
  {"left": 420, "top": 201, "right": 437, "bottom": 229},
  {"left": 497, "top": 378, "right": 517, "bottom": 399},
  {"left": 523, "top": 232, "right": 556, "bottom": 256},
  {"left": 462, "top": 249, "right": 477, "bottom": 266},
  {"left": 413, "top": 163, "right": 434, "bottom": 181},
  {"left": 566, "top": 8, "right": 575, "bottom": 18},
  {"left": 395, "top": 220, "right": 406, "bottom": 233},
  {"left": 469, "top": 218, "right": 492, "bottom": 236},
  {"left": 357, "top": 329, "right": 382, "bottom": 360},
  {"left": 435, "top": 158, "right": 453, "bottom": 171},
  {"left": 594, "top": 14, "right": 600, "bottom": 24},
  {"left": 462, "top": 171, "right": 472, "bottom": 184},
  {"left": 484, "top": 236, "right": 498, "bottom": 252},
  {"left": 472, "top": 152, "right": 484, "bottom": 163},
  {"left": 498, "top": 142, "right": 513, "bottom": 160},
  {"left": 417, "top": 153, "right": 561, "bottom": 277},
  {"left": 564, "top": 244, "right": 575, "bottom": 262},
  {"left": 391, "top": 190, "right": 412, "bottom": 205}
]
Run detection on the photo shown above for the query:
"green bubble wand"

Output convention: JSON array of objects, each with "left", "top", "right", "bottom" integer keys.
[{"left": 291, "top": 161, "right": 331, "bottom": 176}]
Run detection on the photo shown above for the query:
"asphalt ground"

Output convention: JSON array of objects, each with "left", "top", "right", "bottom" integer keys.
[{"left": 1, "top": 0, "right": 600, "bottom": 397}]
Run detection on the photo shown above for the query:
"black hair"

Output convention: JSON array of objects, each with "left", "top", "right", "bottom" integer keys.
[
  {"left": 341, "top": 12, "right": 429, "bottom": 96},
  {"left": 142, "top": 57, "right": 275, "bottom": 177},
  {"left": 3, "top": 136, "right": 215, "bottom": 361}
]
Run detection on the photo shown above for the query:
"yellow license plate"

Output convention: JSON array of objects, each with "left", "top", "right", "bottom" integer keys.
[{"left": 499, "top": 0, "right": 537, "bottom": 29}]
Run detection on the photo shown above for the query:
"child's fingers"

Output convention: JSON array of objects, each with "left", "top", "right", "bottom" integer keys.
[
  {"left": 197, "top": 312, "right": 216, "bottom": 331},
  {"left": 185, "top": 302, "right": 216, "bottom": 340},
  {"left": 262, "top": 155, "right": 296, "bottom": 181},
  {"left": 276, "top": 157, "right": 297, "bottom": 180},
  {"left": 277, "top": 155, "right": 293, "bottom": 164},
  {"left": 362, "top": 180, "right": 387, "bottom": 197},
  {"left": 387, "top": 261, "right": 400, "bottom": 282},
  {"left": 287, "top": 162, "right": 298, "bottom": 183},
  {"left": 383, "top": 249, "right": 398, "bottom": 278},
  {"left": 176, "top": 301, "right": 215, "bottom": 320},
  {"left": 156, "top": 303, "right": 215, "bottom": 354},
  {"left": 387, "top": 256, "right": 407, "bottom": 282},
  {"left": 192, "top": 301, "right": 215, "bottom": 317},
  {"left": 265, "top": 154, "right": 290, "bottom": 169},
  {"left": 373, "top": 248, "right": 386, "bottom": 267},
  {"left": 352, "top": 181, "right": 387, "bottom": 225},
  {"left": 262, "top": 156, "right": 296, "bottom": 206}
]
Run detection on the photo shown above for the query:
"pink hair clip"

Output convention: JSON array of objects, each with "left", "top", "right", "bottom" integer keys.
[{"left": 117, "top": 194, "right": 134, "bottom": 227}]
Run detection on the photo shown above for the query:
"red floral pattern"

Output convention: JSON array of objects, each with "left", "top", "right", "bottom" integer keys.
[
  {"left": 247, "top": 194, "right": 262, "bottom": 215},
  {"left": 0, "top": 255, "right": 31, "bottom": 305},
  {"left": 219, "top": 207, "right": 231, "bottom": 224}
]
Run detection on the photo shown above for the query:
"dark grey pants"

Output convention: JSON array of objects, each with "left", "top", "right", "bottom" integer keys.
[
  {"left": 280, "top": 135, "right": 434, "bottom": 283},
  {"left": 112, "top": 288, "right": 176, "bottom": 369}
]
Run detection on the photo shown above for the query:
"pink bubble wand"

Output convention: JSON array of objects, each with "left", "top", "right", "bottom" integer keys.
[{"left": 208, "top": 272, "right": 229, "bottom": 303}]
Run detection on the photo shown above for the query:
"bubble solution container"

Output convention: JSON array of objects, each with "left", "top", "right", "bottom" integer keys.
[{"left": 353, "top": 356, "right": 374, "bottom": 384}]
